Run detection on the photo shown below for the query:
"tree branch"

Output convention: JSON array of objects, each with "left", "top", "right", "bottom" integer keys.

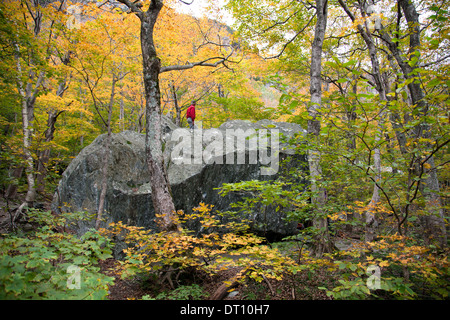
[
  {"left": 115, "top": 0, "right": 143, "bottom": 19},
  {"left": 160, "top": 50, "right": 236, "bottom": 73},
  {"left": 264, "top": 11, "right": 316, "bottom": 60},
  {"left": 420, "top": 53, "right": 450, "bottom": 68},
  {"left": 260, "top": 9, "right": 302, "bottom": 34}
]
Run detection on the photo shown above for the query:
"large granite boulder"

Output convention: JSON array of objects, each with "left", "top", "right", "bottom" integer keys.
[{"left": 52, "top": 118, "right": 307, "bottom": 239}]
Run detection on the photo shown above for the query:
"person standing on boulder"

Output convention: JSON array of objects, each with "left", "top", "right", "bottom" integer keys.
[{"left": 186, "top": 101, "right": 196, "bottom": 130}]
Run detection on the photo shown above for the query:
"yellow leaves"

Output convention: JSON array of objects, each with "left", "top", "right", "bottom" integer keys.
[
  {"left": 101, "top": 202, "right": 298, "bottom": 284},
  {"left": 38, "top": 92, "right": 84, "bottom": 115},
  {"left": 222, "top": 233, "right": 262, "bottom": 247},
  {"left": 398, "top": 258, "right": 410, "bottom": 265},
  {"left": 379, "top": 260, "right": 390, "bottom": 268},
  {"left": 328, "top": 211, "right": 348, "bottom": 221},
  {"left": 423, "top": 162, "right": 432, "bottom": 170},
  {"left": 351, "top": 234, "right": 443, "bottom": 277}
]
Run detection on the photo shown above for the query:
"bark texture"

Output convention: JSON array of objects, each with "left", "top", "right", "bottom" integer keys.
[
  {"left": 395, "top": 0, "right": 446, "bottom": 247},
  {"left": 140, "top": 1, "right": 178, "bottom": 231},
  {"left": 308, "top": 0, "right": 334, "bottom": 257}
]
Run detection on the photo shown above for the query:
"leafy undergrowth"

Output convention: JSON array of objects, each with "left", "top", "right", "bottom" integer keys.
[
  {"left": 100, "top": 237, "right": 449, "bottom": 301},
  {"left": 1, "top": 204, "right": 448, "bottom": 300},
  {"left": 99, "top": 256, "right": 335, "bottom": 300},
  {"left": 93, "top": 202, "right": 340, "bottom": 300},
  {"left": 0, "top": 209, "right": 114, "bottom": 299}
]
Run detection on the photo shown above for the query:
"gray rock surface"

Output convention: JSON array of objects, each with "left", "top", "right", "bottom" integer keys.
[{"left": 52, "top": 118, "right": 307, "bottom": 239}]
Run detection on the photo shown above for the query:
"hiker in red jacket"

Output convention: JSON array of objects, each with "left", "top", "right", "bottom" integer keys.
[{"left": 186, "top": 101, "right": 196, "bottom": 130}]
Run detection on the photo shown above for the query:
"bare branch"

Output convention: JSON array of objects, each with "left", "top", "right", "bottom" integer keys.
[
  {"left": 260, "top": 9, "right": 303, "bottom": 34},
  {"left": 161, "top": 17, "right": 238, "bottom": 74},
  {"left": 298, "top": 0, "right": 316, "bottom": 10},
  {"left": 420, "top": 53, "right": 450, "bottom": 68},
  {"left": 264, "top": 12, "right": 316, "bottom": 59},
  {"left": 160, "top": 50, "right": 236, "bottom": 73}
]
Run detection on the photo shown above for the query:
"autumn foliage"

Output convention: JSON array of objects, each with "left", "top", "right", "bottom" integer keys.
[
  {"left": 0, "top": 0, "right": 449, "bottom": 301},
  {"left": 100, "top": 203, "right": 297, "bottom": 288}
]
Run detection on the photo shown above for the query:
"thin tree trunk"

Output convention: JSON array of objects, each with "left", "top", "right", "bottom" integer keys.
[
  {"left": 21, "top": 82, "right": 38, "bottom": 206},
  {"left": 359, "top": 0, "right": 386, "bottom": 242},
  {"left": 140, "top": 2, "right": 178, "bottom": 231},
  {"left": 11, "top": 1, "right": 49, "bottom": 210},
  {"left": 346, "top": 82, "right": 357, "bottom": 153},
  {"left": 383, "top": 55, "right": 409, "bottom": 156},
  {"left": 14, "top": 40, "right": 44, "bottom": 207},
  {"left": 95, "top": 76, "right": 116, "bottom": 230},
  {"left": 119, "top": 96, "right": 125, "bottom": 131},
  {"left": 308, "top": 0, "right": 333, "bottom": 257},
  {"left": 35, "top": 111, "right": 59, "bottom": 194},
  {"left": 36, "top": 81, "right": 66, "bottom": 194},
  {"left": 390, "top": 0, "right": 446, "bottom": 247},
  {"left": 171, "top": 81, "right": 181, "bottom": 126}
]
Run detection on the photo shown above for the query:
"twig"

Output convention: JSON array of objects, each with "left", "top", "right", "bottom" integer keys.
[{"left": 262, "top": 274, "right": 275, "bottom": 296}]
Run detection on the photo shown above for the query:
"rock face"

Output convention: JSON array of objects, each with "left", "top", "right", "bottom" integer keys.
[{"left": 52, "top": 118, "right": 307, "bottom": 239}]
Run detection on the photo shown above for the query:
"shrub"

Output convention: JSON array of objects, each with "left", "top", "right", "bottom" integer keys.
[
  {"left": 322, "top": 235, "right": 449, "bottom": 300},
  {"left": 101, "top": 203, "right": 298, "bottom": 288},
  {"left": 0, "top": 209, "right": 114, "bottom": 299}
]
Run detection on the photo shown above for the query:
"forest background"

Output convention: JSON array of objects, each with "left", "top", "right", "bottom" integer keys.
[{"left": 0, "top": 0, "right": 448, "bottom": 300}]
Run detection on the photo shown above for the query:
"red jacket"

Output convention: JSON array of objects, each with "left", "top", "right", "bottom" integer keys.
[{"left": 186, "top": 105, "right": 195, "bottom": 121}]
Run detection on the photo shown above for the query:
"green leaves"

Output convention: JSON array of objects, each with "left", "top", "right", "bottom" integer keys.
[
  {"left": 153, "top": 284, "right": 207, "bottom": 300},
  {"left": 0, "top": 210, "right": 114, "bottom": 300}
]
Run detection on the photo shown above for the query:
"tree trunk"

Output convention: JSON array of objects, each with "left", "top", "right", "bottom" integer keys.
[
  {"left": 11, "top": 1, "right": 48, "bottom": 209},
  {"left": 95, "top": 75, "right": 116, "bottom": 230},
  {"left": 95, "top": 127, "right": 111, "bottom": 230},
  {"left": 21, "top": 87, "right": 37, "bottom": 206},
  {"left": 140, "top": 2, "right": 177, "bottom": 232},
  {"left": 394, "top": 0, "right": 446, "bottom": 247},
  {"left": 119, "top": 96, "right": 125, "bottom": 131},
  {"left": 36, "top": 80, "right": 66, "bottom": 194},
  {"left": 171, "top": 81, "right": 181, "bottom": 126},
  {"left": 308, "top": 0, "right": 333, "bottom": 257},
  {"left": 352, "top": 0, "right": 388, "bottom": 242},
  {"left": 14, "top": 40, "right": 44, "bottom": 207},
  {"left": 36, "top": 111, "right": 59, "bottom": 195},
  {"left": 218, "top": 84, "right": 224, "bottom": 98},
  {"left": 346, "top": 83, "right": 357, "bottom": 152}
]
